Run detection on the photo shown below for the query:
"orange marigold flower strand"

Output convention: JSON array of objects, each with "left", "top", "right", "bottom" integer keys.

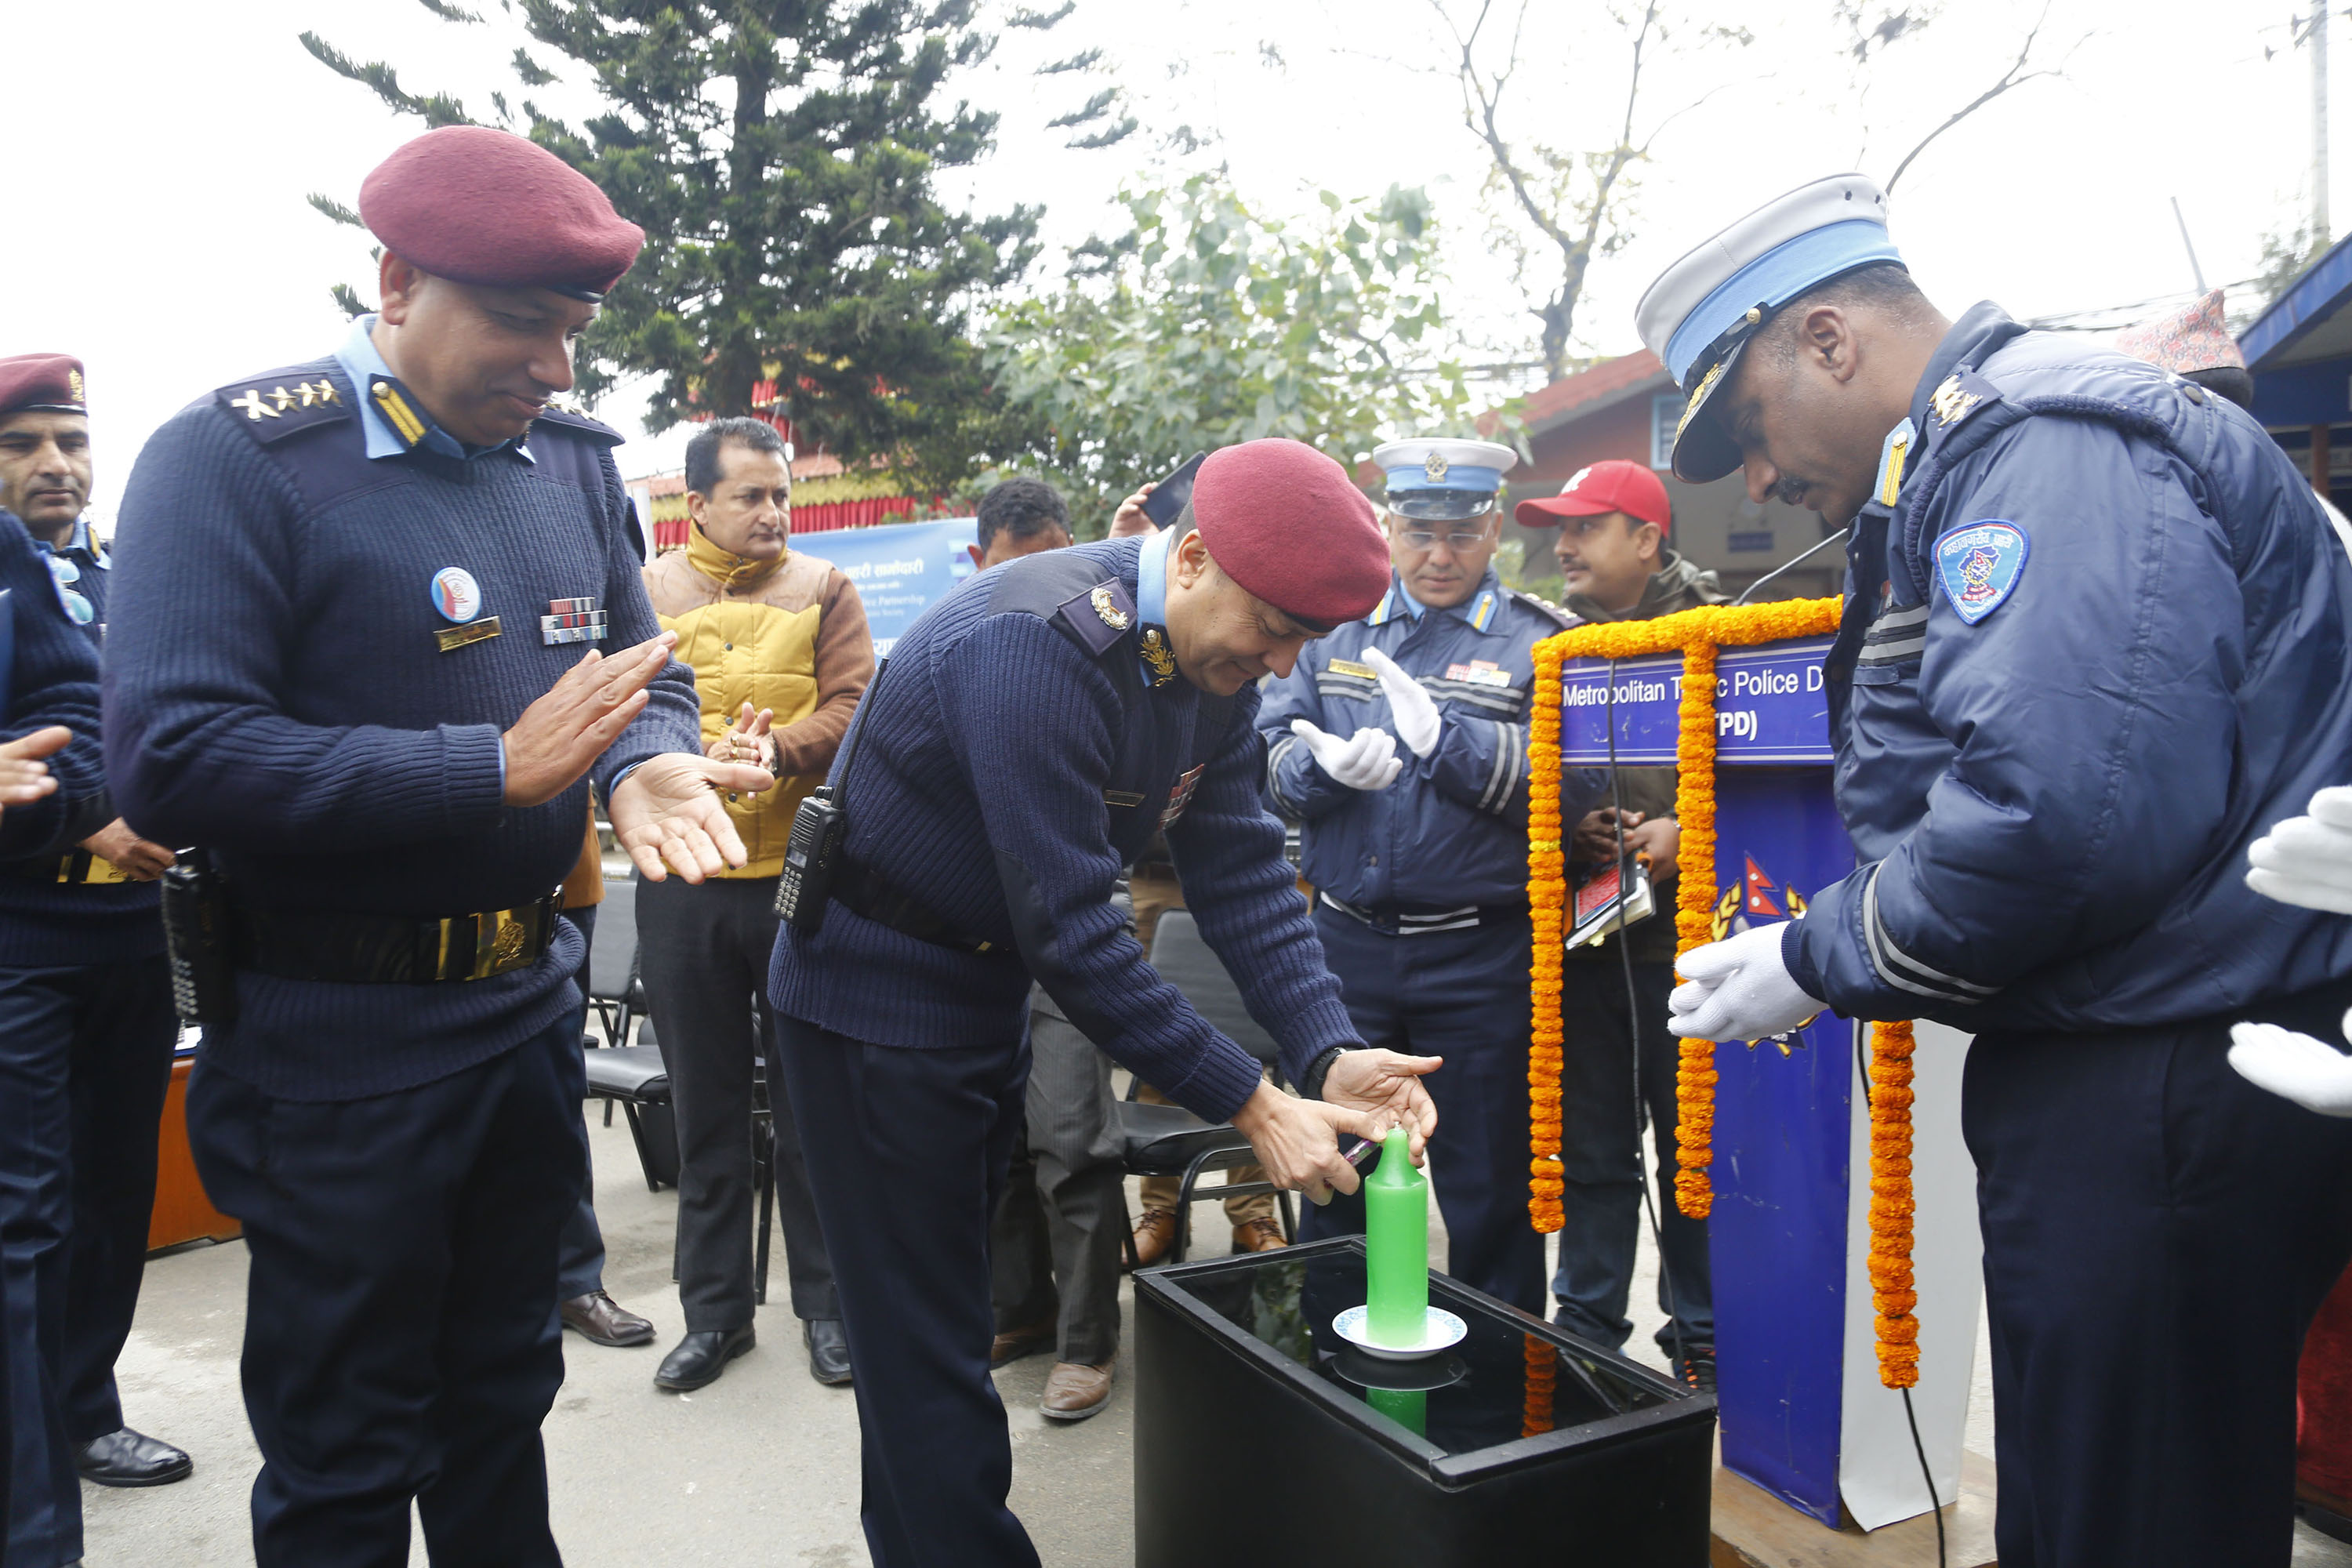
[
  {"left": 1521, "top": 1332, "right": 1558, "bottom": 1437},
  {"left": 1526, "top": 641, "right": 1568, "bottom": 1231},
  {"left": 1867, "top": 1019, "right": 1921, "bottom": 1389}
]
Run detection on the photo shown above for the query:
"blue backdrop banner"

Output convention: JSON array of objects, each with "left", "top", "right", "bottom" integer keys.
[{"left": 791, "top": 516, "right": 978, "bottom": 655}]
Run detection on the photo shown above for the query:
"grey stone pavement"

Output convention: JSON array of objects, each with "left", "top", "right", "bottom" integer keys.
[{"left": 83, "top": 1100, "right": 2352, "bottom": 1566}]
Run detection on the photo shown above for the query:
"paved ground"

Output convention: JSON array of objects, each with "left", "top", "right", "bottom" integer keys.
[{"left": 82, "top": 1104, "right": 2352, "bottom": 1566}]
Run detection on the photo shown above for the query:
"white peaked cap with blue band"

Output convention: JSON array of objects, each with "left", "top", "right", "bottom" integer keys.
[
  {"left": 1635, "top": 174, "right": 1904, "bottom": 485},
  {"left": 1370, "top": 437, "right": 1519, "bottom": 523}
]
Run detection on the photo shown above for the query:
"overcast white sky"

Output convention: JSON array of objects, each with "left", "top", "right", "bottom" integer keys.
[{"left": 4, "top": 0, "right": 2329, "bottom": 521}]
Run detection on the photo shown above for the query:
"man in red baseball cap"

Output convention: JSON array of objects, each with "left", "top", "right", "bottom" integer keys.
[{"left": 1514, "top": 455, "right": 1727, "bottom": 1385}]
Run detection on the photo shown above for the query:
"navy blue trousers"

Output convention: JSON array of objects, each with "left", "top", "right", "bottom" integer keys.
[
  {"left": 1965, "top": 980, "right": 2352, "bottom": 1568},
  {"left": 188, "top": 1017, "right": 586, "bottom": 1568},
  {"left": 774, "top": 1013, "right": 1039, "bottom": 1568},
  {"left": 554, "top": 906, "right": 605, "bottom": 1303},
  {"left": 0, "top": 956, "right": 177, "bottom": 1568},
  {"left": 1298, "top": 906, "right": 1546, "bottom": 1314},
  {"left": 1551, "top": 955, "right": 1712, "bottom": 1356}
]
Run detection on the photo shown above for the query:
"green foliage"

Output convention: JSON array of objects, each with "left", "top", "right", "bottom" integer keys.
[
  {"left": 302, "top": 2, "right": 1136, "bottom": 492},
  {"left": 2256, "top": 219, "right": 2336, "bottom": 311},
  {"left": 982, "top": 175, "right": 1485, "bottom": 532}
]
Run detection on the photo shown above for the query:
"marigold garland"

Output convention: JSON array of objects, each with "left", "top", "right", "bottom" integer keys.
[
  {"left": 1526, "top": 642, "right": 1569, "bottom": 1232},
  {"left": 1525, "top": 597, "right": 1946, "bottom": 1382},
  {"left": 1521, "top": 1333, "right": 1558, "bottom": 1438},
  {"left": 1866, "top": 1020, "right": 1921, "bottom": 1389}
]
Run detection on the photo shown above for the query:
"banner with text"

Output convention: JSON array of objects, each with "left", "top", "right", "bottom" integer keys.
[
  {"left": 791, "top": 516, "right": 979, "bottom": 656},
  {"left": 1559, "top": 636, "right": 1834, "bottom": 766}
]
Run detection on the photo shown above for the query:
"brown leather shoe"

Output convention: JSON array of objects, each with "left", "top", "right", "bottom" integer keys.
[
  {"left": 990, "top": 1318, "right": 1056, "bottom": 1369},
  {"left": 1040, "top": 1359, "right": 1115, "bottom": 1421},
  {"left": 1130, "top": 1206, "right": 1179, "bottom": 1269},
  {"left": 1232, "top": 1217, "right": 1289, "bottom": 1254},
  {"left": 560, "top": 1290, "right": 655, "bottom": 1348}
]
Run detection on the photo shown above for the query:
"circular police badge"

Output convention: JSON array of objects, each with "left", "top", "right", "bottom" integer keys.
[{"left": 430, "top": 566, "right": 484, "bottom": 623}]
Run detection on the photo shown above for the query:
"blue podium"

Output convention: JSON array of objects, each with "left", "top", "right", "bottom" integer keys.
[{"left": 1559, "top": 635, "right": 1981, "bottom": 1532}]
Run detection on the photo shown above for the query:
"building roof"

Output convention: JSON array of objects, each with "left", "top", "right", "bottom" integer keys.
[
  {"left": 2240, "top": 231, "right": 2352, "bottom": 371},
  {"left": 1516, "top": 350, "right": 1672, "bottom": 437}
]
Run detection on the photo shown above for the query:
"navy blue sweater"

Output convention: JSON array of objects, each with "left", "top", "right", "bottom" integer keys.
[
  {"left": 103, "top": 361, "right": 699, "bottom": 1100},
  {"left": 768, "top": 537, "right": 1362, "bottom": 1123},
  {"left": 0, "top": 510, "right": 151, "bottom": 967}
]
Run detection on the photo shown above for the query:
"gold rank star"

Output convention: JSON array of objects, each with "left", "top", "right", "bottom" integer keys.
[{"left": 269, "top": 386, "right": 297, "bottom": 412}]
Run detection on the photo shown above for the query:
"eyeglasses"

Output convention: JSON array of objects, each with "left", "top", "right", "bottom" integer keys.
[{"left": 1393, "top": 525, "right": 1495, "bottom": 551}]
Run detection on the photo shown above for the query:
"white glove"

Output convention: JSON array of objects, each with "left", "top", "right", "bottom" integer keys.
[
  {"left": 1290, "top": 720, "right": 1403, "bottom": 791},
  {"left": 2229, "top": 1015, "right": 2352, "bottom": 1117},
  {"left": 2246, "top": 785, "right": 2352, "bottom": 913},
  {"left": 1364, "top": 647, "right": 1441, "bottom": 759},
  {"left": 1668, "top": 921, "right": 1825, "bottom": 1042}
]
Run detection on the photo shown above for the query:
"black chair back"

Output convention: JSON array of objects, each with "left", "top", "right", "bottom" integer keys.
[
  {"left": 585, "top": 877, "right": 637, "bottom": 1004},
  {"left": 1148, "top": 909, "right": 1281, "bottom": 1072}
]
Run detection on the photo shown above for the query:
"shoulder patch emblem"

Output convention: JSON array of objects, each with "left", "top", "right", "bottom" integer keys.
[
  {"left": 1051, "top": 579, "right": 1134, "bottom": 658},
  {"left": 1934, "top": 522, "right": 2028, "bottom": 625},
  {"left": 1929, "top": 368, "right": 2003, "bottom": 430}
]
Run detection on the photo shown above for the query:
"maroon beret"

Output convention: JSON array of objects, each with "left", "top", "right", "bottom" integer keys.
[
  {"left": 0, "top": 354, "right": 86, "bottom": 418},
  {"left": 1192, "top": 439, "right": 1389, "bottom": 628},
  {"left": 359, "top": 126, "right": 644, "bottom": 301}
]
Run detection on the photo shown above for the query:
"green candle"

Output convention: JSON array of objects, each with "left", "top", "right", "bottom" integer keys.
[
  {"left": 1365, "top": 1385, "right": 1427, "bottom": 1436},
  {"left": 1364, "top": 1125, "right": 1428, "bottom": 1348}
]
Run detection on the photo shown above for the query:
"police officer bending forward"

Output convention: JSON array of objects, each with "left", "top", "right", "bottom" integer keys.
[
  {"left": 768, "top": 437, "right": 1442, "bottom": 1568},
  {"left": 102, "top": 127, "right": 769, "bottom": 1567}
]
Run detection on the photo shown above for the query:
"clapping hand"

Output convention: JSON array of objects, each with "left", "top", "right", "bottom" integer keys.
[
  {"left": 0, "top": 727, "right": 67, "bottom": 821},
  {"left": 1290, "top": 720, "right": 1402, "bottom": 790},
  {"left": 608, "top": 752, "right": 775, "bottom": 884},
  {"left": 709, "top": 702, "right": 778, "bottom": 775},
  {"left": 1363, "top": 648, "right": 1440, "bottom": 758},
  {"left": 503, "top": 634, "right": 678, "bottom": 808}
]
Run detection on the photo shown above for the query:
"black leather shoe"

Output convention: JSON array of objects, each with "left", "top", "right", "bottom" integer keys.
[
  {"left": 655, "top": 1324, "right": 755, "bottom": 1392},
  {"left": 804, "top": 1318, "right": 853, "bottom": 1386},
  {"left": 74, "top": 1428, "right": 192, "bottom": 1487},
  {"left": 561, "top": 1289, "right": 656, "bottom": 1348}
]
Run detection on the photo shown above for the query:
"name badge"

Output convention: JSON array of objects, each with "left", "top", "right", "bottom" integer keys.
[{"left": 1328, "top": 659, "right": 1376, "bottom": 681}]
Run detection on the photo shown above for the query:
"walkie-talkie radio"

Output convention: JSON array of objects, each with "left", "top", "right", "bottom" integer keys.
[
  {"left": 159, "top": 849, "right": 238, "bottom": 1025},
  {"left": 775, "top": 658, "right": 887, "bottom": 932}
]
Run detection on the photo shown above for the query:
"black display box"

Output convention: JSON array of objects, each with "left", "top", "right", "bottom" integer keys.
[{"left": 1134, "top": 1237, "right": 1714, "bottom": 1566}]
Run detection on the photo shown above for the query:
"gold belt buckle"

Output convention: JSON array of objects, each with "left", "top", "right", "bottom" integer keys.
[{"left": 470, "top": 906, "right": 534, "bottom": 979}]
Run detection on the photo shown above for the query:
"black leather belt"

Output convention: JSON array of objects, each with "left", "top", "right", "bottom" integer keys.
[
  {"left": 235, "top": 891, "right": 563, "bottom": 984},
  {"left": 832, "top": 859, "right": 1000, "bottom": 955},
  {"left": 6, "top": 849, "right": 132, "bottom": 885},
  {"left": 1319, "top": 892, "right": 1522, "bottom": 936}
]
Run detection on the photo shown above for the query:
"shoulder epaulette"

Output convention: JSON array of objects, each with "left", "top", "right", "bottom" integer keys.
[
  {"left": 1051, "top": 578, "right": 1138, "bottom": 659},
  {"left": 213, "top": 367, "right": 354, "bottom": 446},
  {"left": 1504, "top": 586, "right": 1576, "bottom": 629},
  {"left": 1926, "top": 368, "right": 2003, "bottom": 437},
  {"left": 532, "top": 400, "right": 624, "bottom": 446}
]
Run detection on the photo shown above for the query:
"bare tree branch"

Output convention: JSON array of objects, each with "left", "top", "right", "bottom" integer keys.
[{"left": 1886, "top": 1, "right": 2060, "bottom": 192}]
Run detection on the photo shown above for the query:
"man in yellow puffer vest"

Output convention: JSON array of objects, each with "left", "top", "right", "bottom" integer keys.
[{"left": 637, "top": 417, "right": 873, "bottom": 1392}]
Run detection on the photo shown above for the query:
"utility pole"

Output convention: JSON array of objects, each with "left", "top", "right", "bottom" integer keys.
[{"left": 2314, "top": 2, "right": 2332, "bottom": 245}]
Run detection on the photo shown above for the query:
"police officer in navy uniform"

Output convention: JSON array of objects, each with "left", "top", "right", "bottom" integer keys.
[
  {"left": 1652, "top": 176, "right": 2352, "bottom": 1566},
  {"left": 768, "top": 437, "right": 1444, "bottom": 1566},
  {"left": 0, "top": 357, "right": 194, "bottom": 1568},
  {"left": 103, "top": 127, "right": 769, "bottom": 1566},
  {"left": 1260, "top": 437, "right": 1603, "bottom": 1313}
]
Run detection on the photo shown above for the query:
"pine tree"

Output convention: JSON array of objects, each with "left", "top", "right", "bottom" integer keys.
[{"left": 303, "top": 2, "right": 1113, "bottom": 488}]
